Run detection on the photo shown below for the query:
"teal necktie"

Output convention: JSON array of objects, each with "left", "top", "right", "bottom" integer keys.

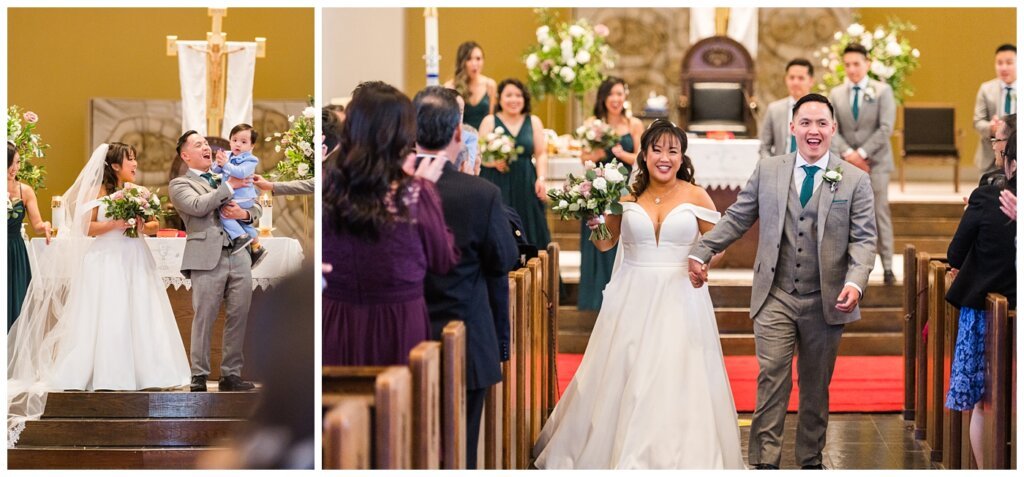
[
  {"left": 200, "top": 172, "right": 218, "bottom": 189},
  {"left": 852, "top": 85, "right": 861, "bottom": 121},
  {"left": 800, "top": 165, "right": 820, "bottom": 207},
  {"left": 1005, "top": 86, "right": 1014, "bottom": 115},
  {"left": 789, "top": 135, "right": 797, "bottom": 153}
]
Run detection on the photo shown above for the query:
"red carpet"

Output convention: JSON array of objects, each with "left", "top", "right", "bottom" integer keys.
[{"left": 557, "top": 354, "right": 903, "bottom": 413}]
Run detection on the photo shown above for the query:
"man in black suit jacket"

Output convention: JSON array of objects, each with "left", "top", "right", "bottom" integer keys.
[{"left": 414, "top": 86, "right": 520, "bottom": 468}]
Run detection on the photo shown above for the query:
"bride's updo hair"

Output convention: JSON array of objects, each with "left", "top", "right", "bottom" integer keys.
[
  {"left": 101, "top": 142, "right": 137, "bottom": 193},
  {"left": 631, "top": 119, "right": 695, "bottom": 198}
]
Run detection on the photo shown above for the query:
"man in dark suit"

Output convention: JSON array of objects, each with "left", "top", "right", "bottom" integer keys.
[{"left": 414, "top": 86, "right": 520, "bottom": 468}]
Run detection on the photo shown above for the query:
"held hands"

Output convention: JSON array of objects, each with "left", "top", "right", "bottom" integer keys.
[
  {"left": 835, "top": 285, "right": 861, "bottom": 313},
  {"left": 687, "top": 258, "right": 709, "bottom": 288}
]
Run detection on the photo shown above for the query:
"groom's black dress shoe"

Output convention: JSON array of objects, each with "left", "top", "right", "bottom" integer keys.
[
  {"left": 752, "top": 463, "right": 779, "bottom": 469},
  {"left": 219, "top": 375, "right": 255, "bottom": 391},
  {"left": 190, "top": 375, "right": 208, "bottom": 392},
  {"left": 801, "top": 463, "right": 827, "bottom": 470}
]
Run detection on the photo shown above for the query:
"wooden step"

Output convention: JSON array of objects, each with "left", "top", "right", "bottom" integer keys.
[
  {"left": 895, "top": 237, "right": 950, "bottom": 255},
  {"left": 7, "top": 446, "right": 223, "bottom": 469},
  {"left": 17, "top": 418, "right": 242, "bottom": 447},
  {"left": 557, "top": 330, "right": 902, "bottom": 355},
  {"left": 893, "top": 218, "right": 960, "bottom": 236},
  {"left": 42, "top": 390, "right": 259, "bottom": 419},
  {"left": 708, "top": 283, "right": 903, "bottom": 308},
  {"left": 558, "top": 306, "right": 905, "bottom": 334},
  {"left": 890, "top": 202, "right": 965, "bottom": 219}
]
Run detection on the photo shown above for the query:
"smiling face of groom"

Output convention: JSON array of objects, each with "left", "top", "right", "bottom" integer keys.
[
  {"left": 790, "top": 96, "right": 837, "bottom": 163},
  {"left": 177, "top": 131, "right": 213, "bottom": 171}
]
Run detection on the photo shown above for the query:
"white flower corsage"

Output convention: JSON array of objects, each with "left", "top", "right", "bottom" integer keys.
[
  {"left": 863, "top": 86, "right": 877, "bottom": 103},
  {"left": 823, "top": 166, "right": 843, "bottom": 193}
]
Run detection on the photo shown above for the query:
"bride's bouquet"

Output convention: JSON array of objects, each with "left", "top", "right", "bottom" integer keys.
[
  {"left": 574, "top": 120, "right": 621, "bottom": 152},
  {"left": 479, "top": 127, "right": 524, "bottom": 170},
  {"left": 548, "top": 159, "right": 630, "bottom": 241},
  {"left": 100, "top": 183, "right": 165, "bottom": 238}
]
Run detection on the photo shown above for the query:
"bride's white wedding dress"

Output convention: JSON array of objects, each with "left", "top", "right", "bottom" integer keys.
[
  {"left": 46, "top": 201, "right": 191, "bottom": 391},
  {"left": 533, "top": 202, "right": 745, "bottom": 469}
]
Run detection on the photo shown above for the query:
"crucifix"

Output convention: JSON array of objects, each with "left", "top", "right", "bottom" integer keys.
[{"left": 166, "top": 8, "right": 267, "bottom": 137}]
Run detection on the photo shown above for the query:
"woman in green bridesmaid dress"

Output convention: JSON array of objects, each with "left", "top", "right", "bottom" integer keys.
[
  {"left": 478, "top": 78, "right": 551, "bottom": 250},
  {"left": 7, "top": 143, "right": 52, "bottom": 331},
  {"left": 444, "top": 41, "right": 496, "bottom": 130},
  {"left": 577, "top": 77, "right": 645, "bottom": 310}
]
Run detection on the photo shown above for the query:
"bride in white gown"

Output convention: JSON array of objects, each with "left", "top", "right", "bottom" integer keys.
[
  {"left": 533, "top": 120, "right": 745, "bottom": 469},
  {"left": 8, "top": 143, "right": 190, "bottom": 446}
]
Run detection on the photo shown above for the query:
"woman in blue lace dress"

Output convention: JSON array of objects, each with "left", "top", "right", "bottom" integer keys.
[{"left": 944, "top": 130, "right": 1017, "bottom": 468}]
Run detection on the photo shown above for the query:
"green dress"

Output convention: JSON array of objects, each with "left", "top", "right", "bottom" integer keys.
[
  {"left": 577, "top": 134, "right": 635, "bottom": 310},
  {"left": 8, "top": 195, "right": 31, "bottom": 331},
  {"left": 463, "top": 94, "right": 490, "bottom": 130},
  {"left": 480, "top": 115, "right": 551, "bottom": 250}
]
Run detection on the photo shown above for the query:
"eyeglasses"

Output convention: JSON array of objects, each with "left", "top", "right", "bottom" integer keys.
[{"left": 991, "top": 136, "right": 1009, "bottom": 143}]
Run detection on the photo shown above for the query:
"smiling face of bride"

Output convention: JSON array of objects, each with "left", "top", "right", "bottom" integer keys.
[
  {"left": 102, "top": 142, "right": 138, "bottom": 192},
  {"left": 644, "top": 133, "right": 683, "bottom": 184}
]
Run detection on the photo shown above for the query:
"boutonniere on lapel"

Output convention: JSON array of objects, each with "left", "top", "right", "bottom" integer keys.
[
  {"left": 823, "top": 166, "right": 843, "bottom": 193},
  {"left": 863, "top": 86, "right": 877, "bottom": 103},
  {"left": 211, "top": 173, "right": 222, "bottom": 183}
]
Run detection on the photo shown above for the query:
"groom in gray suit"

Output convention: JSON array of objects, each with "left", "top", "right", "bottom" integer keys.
[
  {"left": 828, "top": 43, "right": 896, "bottom": 285},
  {"left": 170, "top": 131, "right": 260, "bottom": 392},
  {"left": 689, "top": 94, "right": 877, "bottom": 469}
]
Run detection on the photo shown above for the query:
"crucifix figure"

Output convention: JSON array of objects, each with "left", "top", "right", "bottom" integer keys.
[{"left": 167, "top": 8, "right": 267, "bottom": 137}]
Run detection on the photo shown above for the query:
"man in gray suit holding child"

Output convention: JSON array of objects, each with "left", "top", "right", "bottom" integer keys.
[{"left": 689, "top": 94, "right": 877, "bottom": 469}]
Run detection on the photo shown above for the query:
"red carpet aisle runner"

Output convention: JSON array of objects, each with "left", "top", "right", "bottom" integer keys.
[{"left": 556, "top": 354, "right": 903, "bottom": 412}]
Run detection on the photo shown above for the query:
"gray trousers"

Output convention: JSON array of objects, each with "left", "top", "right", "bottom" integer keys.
[
  {"left": 748, "top": 286, "right": 844, "bottom": 467},
  {"left": 869, "top": 168, "right": 894, "bottom": 270},
  {"left": 189, "top": 247, "right": 253, "bottom": 377}
]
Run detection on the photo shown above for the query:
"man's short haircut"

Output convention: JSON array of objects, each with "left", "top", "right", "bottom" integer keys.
[
  {"left": 412, "top": 86, "right": 461, "bottom": 151},
  {"left": 792, "top": 93, "right": 835, "bottom": 119},
  {"left": 177, "top": 130, "right": 199, "bottom": 158},
  {"left": 786, "top": 58, "right": 814, "bottom": 77},
  {"left": 996, "top": 44, "right": 1017, "bottom": 55}
]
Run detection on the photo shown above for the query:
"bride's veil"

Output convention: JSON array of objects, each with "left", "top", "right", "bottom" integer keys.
[{"left": 7, "top": 144, "right": 110, "bottom": 447}]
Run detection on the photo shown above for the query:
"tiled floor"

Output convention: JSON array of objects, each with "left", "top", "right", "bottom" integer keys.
[{"left": 738, "top": 413, "right": 937, "bottom": 470}]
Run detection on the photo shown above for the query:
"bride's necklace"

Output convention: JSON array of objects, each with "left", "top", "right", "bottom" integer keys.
[{"left": 650, "top": 181, "right": 680, "bottom": 205}]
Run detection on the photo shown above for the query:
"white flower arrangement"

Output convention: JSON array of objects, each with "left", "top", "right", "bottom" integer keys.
[
  {"left": 523, "top": 8, "right": 617, "bottom": 102},
  {"left": 548, "top": 159, "right": 631, "bottom": 240},
  {"left": 823, "top": 166, "right": 844, "bottom": 193},
  {"left": 815, "top": 17, "right": 921, "bottom": 104},
  {"left": 267, "top": 99, "right": 316, "bottom": 181},
  {"left": 574, "top": 120, "right": 621, "bottom": 152},
  {"left": 479, "top": 126, "right": 524, "bottom": 170},
  {"left": 7, "top": 105, "right": 49, "bottom": 190}
]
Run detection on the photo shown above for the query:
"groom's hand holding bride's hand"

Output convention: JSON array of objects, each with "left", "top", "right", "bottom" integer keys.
[
  {"left": 687, "top": 258, "right": 708, "bottom": 288},
  {"left": 835, "top": 285, "right": 861, "bottom": 313}
]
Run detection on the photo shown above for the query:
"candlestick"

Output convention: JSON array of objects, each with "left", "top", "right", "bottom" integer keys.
[
  {"left": 424, "top": 8, "right": 440, "bottom": 86},
  {"left": 51, "top": 195, "right": 64, "bottom": 237},
  {"left": 259, "top": 193, "right": 273, "bottom": 236}
]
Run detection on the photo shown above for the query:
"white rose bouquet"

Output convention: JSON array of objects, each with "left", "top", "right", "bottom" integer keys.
[
  {"left": 479, "top": 127, "right": 524, "bottom": 170},
  {"left": 268, "top": 99, "right": 316, "bottom": 181},
  {"left": 523, "top": 8, "right": 617, "bottom": 102},
  {"left": 574, "top": 119, "right": 621, "bottom": 152},
  {"left": 815, "top": 17, "right": 920, "bottom": 104},
  {"left": 548, "top": 159, "right": 631, "bottom": 240},
  {"left": 7, "top": 105, "right": 49, "bottom": 190},
  {"left": 100, "top": 183, "right": 165, "bottom": 238}
]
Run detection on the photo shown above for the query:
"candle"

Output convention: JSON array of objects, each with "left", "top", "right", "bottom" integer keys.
[
  {"left": 259, "top": 193, "right": 273, "bottom": 235},
  {"left": 51, "top": 195, "right": 64, "bottom": 237},
  {"left": 424, "top": 8, "right": 440, "bottom": 86}
]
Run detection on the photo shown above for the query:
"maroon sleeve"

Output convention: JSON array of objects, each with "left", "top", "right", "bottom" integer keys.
[{"left": 415, "top": 179, "right": 460, "bottom": 275}]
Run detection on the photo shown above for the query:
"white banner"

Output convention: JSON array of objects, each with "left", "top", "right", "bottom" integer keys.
[
  {"left": 689, "top": 8, "right": 758, "bottom": 59},
  {"left": 176, "top": 41, "right": 257, "bottom": 137}
]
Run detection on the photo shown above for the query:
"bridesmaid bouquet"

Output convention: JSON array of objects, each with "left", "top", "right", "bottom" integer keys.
[
  {"left": 548, "top": 159, "right": 630, "bottom": 241},
  {"left": 574, "top": 120, "right": 621, "bottom": 152},
  {"left": 479, "top": 127, "right": 524, "bottom": 170},
  {"left": 101, "top": 183, "right": 165, "bottom": 238}
]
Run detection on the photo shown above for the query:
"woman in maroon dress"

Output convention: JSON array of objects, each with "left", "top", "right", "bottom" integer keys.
[{"left": 322, "top": 81, "right": 459, "bottom": 365}]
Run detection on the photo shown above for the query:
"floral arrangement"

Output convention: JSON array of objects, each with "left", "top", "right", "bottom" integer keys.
[
  {"left": 815, "top": 17, "right": 921, "bottom": 104},
  {"left": 479, "top": 126, "right": 524, "bottom": 168},
  {"left": 523, "top": 8, "right": 617, "bottom": 102},
  {"left": 267, "top": 104, "right": 316, "bottom": 181},
  {"left": 7, "top": 105, "right": 49, "bottom": 190},
  {"left": 548, "top": 159, "right": 631, "bottom": 240},
  {"left": 100, "top": 183, "right": 166, "bottom": 238},
  {"left": 574, "top": 119, "right": 621, "bottom": 152}
]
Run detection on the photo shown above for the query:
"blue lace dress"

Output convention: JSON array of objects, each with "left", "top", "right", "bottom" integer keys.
[{"left": 945, "top": 307, "right": 986, "bottom": 410}]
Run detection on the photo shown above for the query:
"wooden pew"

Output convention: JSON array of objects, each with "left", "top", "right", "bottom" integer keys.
[
  {"left": 914, "top": 253, "right": 944, "bottom": 440},
  {"left": 903, "top": 244, "right": 918, "bottom": 421},
  {"left": 925, "top": 259, "right": 950, "bottom": 462},
  {"left": 322, "top": 366, "right": 412, "bottom": 469},
  {"left": 546, "top": 243, "right": 561, "bottom": 417},
  {"left": 441, "top": 321, "right": 467, "bottom": 469},
  {"left": 501, "top": 276, "right": 518, "bottom": 469},
  {"left": 537, "top": 251, "right": 551, "bottom": 426},
  {"left": 941, "top": 270, "right": 963, "bottom": 469},
  {"left": 527, "top": 258, "right": 545, "bottom": 446},
  {"left": 981, "top": 294, "right": 1014, "bottom": 469},
  {"left": 323, "top": 396, "right": 371, "bottom": 469},
  {"left": 409, "top": 341, "right": 441, "bottom": 469},
  {"left": 512, "top": 268, "right": 533, "bottom": 469}
]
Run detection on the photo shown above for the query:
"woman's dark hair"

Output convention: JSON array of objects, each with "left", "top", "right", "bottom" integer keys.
[
  {"left": 322, "top": 107, "right": 343, "bottom": 153},
  {"left": 453, "top": 41, "right": 483, "bottom": 101},
  {"left": 8, "top": 142, "right": 17, "bottom": 168},
  {"left": 323, "top": 81, "right": 417, "bottom": 241},
  {"left": 1004, "top": 130, "right": 1017, "bottom": 186},
  {"left": 631, "top": 119, "right": 694, "bottom": 197},
  {"left": 494, "top": 78, "right": 531, "bottom": 116},
  {"left": 593, "top": 76, "right": 627, "bottom": 120},
  {"left": 102, "top": 142, "right": 137, "bottom": 193}
]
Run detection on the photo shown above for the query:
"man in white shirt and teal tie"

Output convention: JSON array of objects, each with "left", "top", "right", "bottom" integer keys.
[
  {"left": 829, "top": 43, "right": 897, "bottom": 285},
  {"left": 974, "top": 44, "right": 1017, "bottom": 175},
  {"left": 759, "top": 58, "right": 815, "bottom": 160}
]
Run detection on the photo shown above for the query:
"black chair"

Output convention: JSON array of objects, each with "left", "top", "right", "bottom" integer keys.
[
  {"left": 898, "top": 103, "right": 961, "bottom": 193},
  {"left": 678, "top": 36, "right": 758, "bottom": 137}
]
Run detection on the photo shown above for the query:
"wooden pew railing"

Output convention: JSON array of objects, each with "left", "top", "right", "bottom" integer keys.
[
  {"left": 322, "top": 366, "right": 412, "bottom": 469},
  {"left": 925, "top": 259, "right": 951, "bottom": 463},
  {"left": 981, "top": 293, "right": 1015, "bottom": 469},
  {"left": 903, "top": 244, "right": 918, "bottom": 421}
]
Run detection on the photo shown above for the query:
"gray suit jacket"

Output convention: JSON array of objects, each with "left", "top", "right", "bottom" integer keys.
[
  {"left": 273, "top": 178, "right": 315, "bottom": 196},
  {"left": 829, "top": 80, "right": 896, "bottom": 174},
  {"left": 169, "top": 170, "right": 263, "bottom": 277},
  {"left": 973, "top": 78, "right": 1007, "bottom": 171},
  {"left": 691, "top": 153, "right": 878, "bottom": 325},
  {"left": 759, "top": 97, "right": 793, "bottom": 160}
]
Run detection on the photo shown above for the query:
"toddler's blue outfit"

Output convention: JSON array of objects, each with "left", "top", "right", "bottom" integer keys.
[{"left": 212, "top": 151, "right": 259, "bottom": 240}]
